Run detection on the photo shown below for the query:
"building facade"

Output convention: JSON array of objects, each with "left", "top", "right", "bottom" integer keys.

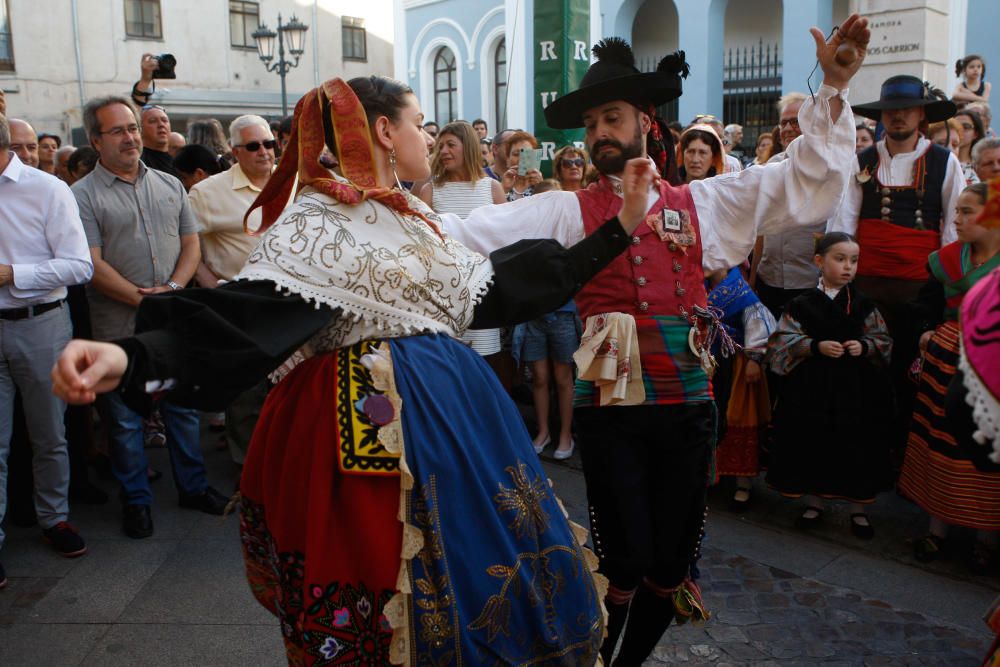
[
  {"left": 0, "top": 0, "right": 395, "bottom": 142},
  {"left": 399, "top": 0, "right": 1000, "bottom": 142}
]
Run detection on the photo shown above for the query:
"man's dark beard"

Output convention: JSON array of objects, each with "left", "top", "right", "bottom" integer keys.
[
  {"left": 589, "top": 125, "right": 644, "bottom": 175},
  {"left": 886, "top": 127, "right": 918, "bottom": 142}
]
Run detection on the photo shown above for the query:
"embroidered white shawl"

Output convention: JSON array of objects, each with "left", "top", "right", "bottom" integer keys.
[{"left": 237, "top": 186, "right": 494, "bottom": 352}]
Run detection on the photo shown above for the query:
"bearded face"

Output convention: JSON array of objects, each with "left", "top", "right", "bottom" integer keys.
[{"left": 589, "top": 122, "right": 645, "bottom": 175}]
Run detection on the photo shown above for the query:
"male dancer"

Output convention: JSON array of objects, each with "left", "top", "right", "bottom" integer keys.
[{"left": 447, "top": 15, "right": 870, "bottom": 665}]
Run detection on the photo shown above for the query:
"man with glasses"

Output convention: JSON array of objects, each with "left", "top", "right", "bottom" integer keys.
[
  {"left": 72, "top": 96, "right": 228, "bottom": 539},
  {"left": 750, "top": 92, "right": 827, "bottom": 318},
  {"left": 188, "top": 115, "right": 279, "bottom": 465}
]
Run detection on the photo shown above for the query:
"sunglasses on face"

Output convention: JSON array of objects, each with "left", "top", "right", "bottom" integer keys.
[
  {"left": 562, "top": 158, "right": 585, "bottom": 167},
  {"left": 237, "top": 140, "right": 277, "bottom": 152}
]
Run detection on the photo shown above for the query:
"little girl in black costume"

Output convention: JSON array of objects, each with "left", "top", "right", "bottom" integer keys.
[{"left": 765, "top": 232, "right": 893, "bottom": 538}]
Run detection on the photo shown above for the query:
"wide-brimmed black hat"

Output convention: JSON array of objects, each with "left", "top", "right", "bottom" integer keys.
[
  {"left": 543, "top": 38, "right": 688, "bottom": 130},
  {"left": 853, "top": 75, "right": 956, "bottom": 123}
]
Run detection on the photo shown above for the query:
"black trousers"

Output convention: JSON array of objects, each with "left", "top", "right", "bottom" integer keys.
[{"left": 576, "top": 402, "right": 714, "bottom": 591}]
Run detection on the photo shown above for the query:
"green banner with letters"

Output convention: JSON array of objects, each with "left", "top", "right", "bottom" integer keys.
[{"left": 533, "top": 0, "right": 590, "bottom": 176}]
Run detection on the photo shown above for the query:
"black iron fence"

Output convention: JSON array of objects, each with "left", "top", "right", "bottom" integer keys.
[
  {"left": 639, "top": 42, "right": 781, "bottom": 158},
  {"left": 723, "top": 40, "right": 782, "bottom": 153}
]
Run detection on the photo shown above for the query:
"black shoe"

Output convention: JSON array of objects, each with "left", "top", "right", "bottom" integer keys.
[
  {"left": 794, "top": 506, "right": 824, "bottom": 530},
  {"left": 122, "top": 504, "right": 154, "bottom": 539},
  {"left": 70, "top": 482, "right": 110, "bottom": 505},
  {"left": 0, "top": 562, "right": 7, "bottom": 589},
  {"left": 914, "top": 534, "right": 946, "bottom": 563},
  {"left": 147, "top": 467, "right": 163, "bottom": 482},
  {"left": 42, "top": 522, "right": 88, "bottom": 557},
  {"left": 178, "top": 486, "right": 229, "bottom": 516},
  {"left": 850, "top": 513, "right": 875, "bottom": 540}
]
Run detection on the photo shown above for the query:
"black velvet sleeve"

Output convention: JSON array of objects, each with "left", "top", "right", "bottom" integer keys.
[
  {"left": 910, "top": 271, "right": 946, "bottom": 336},
  {"left": 115, "top": 280, "right": 335, "bottom": 414},
  {"left": 470, "top": 217, "right": 630, "bottom": 328},
  {"left": 113, "top": 216, "right": 630, "bottom": 412}
]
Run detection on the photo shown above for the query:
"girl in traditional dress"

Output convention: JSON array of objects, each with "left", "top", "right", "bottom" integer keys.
[
  {"left": 52, "top": 76, "right": 660, "bottom": 665},
  {"left": 706, "top": 267, "right": 776, "bottom": 510},
  {"left": 899, "top": 181, "right": 1000, "bottom": 572},
  {"left": 765, "top": 232, "right": 893, "bottom": 538}
]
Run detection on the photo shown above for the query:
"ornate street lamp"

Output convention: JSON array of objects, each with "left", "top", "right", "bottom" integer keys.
[{"left": 252, "top": 13, "right": 309, "bottom": 117}]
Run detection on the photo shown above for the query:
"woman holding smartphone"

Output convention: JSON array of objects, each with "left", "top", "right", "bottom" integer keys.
[{"left": 501, "top": 131, "right": 544, "bottom": 200}]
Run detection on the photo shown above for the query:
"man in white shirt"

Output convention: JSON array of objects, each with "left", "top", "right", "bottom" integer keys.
[
  {"left": 828, "top": 74, "right": 964, "bottom": 453},
  {"left": 189, "top": 115, "right": 277, "bottom": 464},
  {"left": 0, "top": 113, "right": 94, "bottom": 581},
  {"left": 445, "top": 18, "right": 869, "bottom": 665},
  {"left": 751, "top": 92, "right": 826, "bottom": 318}
]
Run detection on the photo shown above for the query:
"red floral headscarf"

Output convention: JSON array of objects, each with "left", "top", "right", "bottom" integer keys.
[{"left": 244, "top": 78, "right": 431, "bottom": 235}]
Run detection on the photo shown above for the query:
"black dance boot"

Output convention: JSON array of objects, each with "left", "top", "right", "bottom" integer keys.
[
  {"left": 612, "top": 586, "right": 676, "bottom": 667},
  {"left": 599, "top": 597, "right": 631, "bottom": 665}
]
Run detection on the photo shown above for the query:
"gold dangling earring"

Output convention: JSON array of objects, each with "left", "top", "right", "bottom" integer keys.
[{"left": 389, "top": 148, "right": 403, "bottom": 190}]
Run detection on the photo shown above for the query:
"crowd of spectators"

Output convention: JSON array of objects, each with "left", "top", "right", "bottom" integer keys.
[{"left": 1, "top": 49, "right": 999, "bottom": 594}]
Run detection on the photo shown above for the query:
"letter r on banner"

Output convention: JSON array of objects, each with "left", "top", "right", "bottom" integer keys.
[
  {"left": 574, "top": 41, "right": 588, "bottom": 61},
  {"left": 540, "top": 41, "right": 557, "bottom": 61},
  {"left": 541, "top": 142, "right": 557, "bottom": 160}
]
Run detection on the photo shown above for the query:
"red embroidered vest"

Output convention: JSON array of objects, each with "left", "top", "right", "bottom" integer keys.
[{"left": 574, "top": 178, "right": 708, "bottom": 321}]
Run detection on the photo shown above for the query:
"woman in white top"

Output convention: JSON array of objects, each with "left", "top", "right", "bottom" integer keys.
[{"left": 419, "top": 122, "right": 506, "bottom": 362}]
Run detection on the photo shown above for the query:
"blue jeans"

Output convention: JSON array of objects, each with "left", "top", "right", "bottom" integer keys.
[{"left": 103, "top": 393, "right": 207, "bottom": 505}]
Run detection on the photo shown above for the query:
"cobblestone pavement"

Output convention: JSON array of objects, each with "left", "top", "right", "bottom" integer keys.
[
  {"left": 0, "top": 428, "right": 996, "bottom": 666},
  {"left": 644, "top": 546, "right": 990, "bottom": 666}
]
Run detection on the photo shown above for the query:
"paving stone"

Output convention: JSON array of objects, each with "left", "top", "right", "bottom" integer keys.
[
  {"left": 715, "top": 610, "right": 760, "bottom": 626},
  {"left": 709, "top": 566, "right": 740, "bottom": 581},
  {"left": 716, "top": 641, "right": 767, "bottom": 661},
  {"left": 724, "top": 594, "right": 753, "bottom": 611},
  {"left": 841, "top": 621, "right": 878, "bottom": 640},
  {"left": 822, "top": 607, "right": 862, "bottom": 624},
  {"left": 754, "top": 592, "right": 790, "bottom": 608},
  {"left": 0, "top": 576, "right": 60, "bottom": 623},
  {"left": 831, "top": 638, "right": 874, "bottom": 656},
  {"left": 708, "top": 581, "right": 743, "bottom": 594},
  {"left": 689, "top": 644, "right": 721, "bottom": 661},
  {"left": 746, "top": 624, "right": 799, "bottom": 642},
  {"left": 705, "top": 626, "right": 748, "bottom": 643},
  {"left": 650, "top": 644, "right": 691, "bottom": 663},
  {"left": 0, "top": 623, "right": 111, "bottom": 665},
  {"left": 767, "top": 566, "right": 797, "bottom": 579},
  {"left": 908, "top": 638, "right": 955, "bottom": 653},
  {"left": 792, "top": 592, "right": 826, "bottom": 607},
  {"left": 803, "top": 641, "right": 837, "bottom": 659},
  {"left": 79, "top": 623, "right": 286, "bottom": 666},
  {"left": 744, "top": 579, "right": 774, "bottom": 592}
]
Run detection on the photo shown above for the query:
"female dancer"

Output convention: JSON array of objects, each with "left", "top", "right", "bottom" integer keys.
[
  {"left": 53, "top": 76, "right": 658, "bottom": 665},
  {"left": 899, "top": 181, "right": 1000, "bottom": 572}
]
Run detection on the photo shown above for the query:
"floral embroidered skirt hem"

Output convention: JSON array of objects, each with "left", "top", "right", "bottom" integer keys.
[{"left": 239, "top": 335, "right": 606, "bottom": 666}]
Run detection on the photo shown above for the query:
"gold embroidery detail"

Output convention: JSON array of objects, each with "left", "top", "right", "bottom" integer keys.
[{"left": 493, "top": 462, "right": 550, "bottom": 539}]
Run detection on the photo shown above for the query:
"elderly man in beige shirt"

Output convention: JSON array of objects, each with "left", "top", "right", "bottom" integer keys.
[
  {"left": 190, "top": 115, "right": 275, "bottom": 286},
  {"left": 188, "top": 115, "right": 276, "bottom": 465}
]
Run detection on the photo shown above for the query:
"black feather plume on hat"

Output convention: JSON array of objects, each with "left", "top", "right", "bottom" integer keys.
[
  {"left": 657, "top": 51, "right": 689, "bottom": 79},
  {"left": 591, "top": 37, "right": 636, "bottom": 68}
]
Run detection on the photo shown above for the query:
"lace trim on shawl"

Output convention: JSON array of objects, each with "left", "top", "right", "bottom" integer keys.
[{"left": 959, "top": 344, "right": 1000, "bottom": 463}]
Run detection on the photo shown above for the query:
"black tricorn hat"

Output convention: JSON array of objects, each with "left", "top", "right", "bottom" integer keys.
[
  {"left": 543, "top": 38, "right": 688, "bottom": 130},
  {"left": 853, "top": 75, "right": 957, "bottom": 123}
]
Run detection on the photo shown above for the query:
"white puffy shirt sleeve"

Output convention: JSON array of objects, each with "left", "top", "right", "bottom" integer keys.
[
  {"left": 692, "top": 84, "right": 856, "bottom": 271},
  {"left": 440, "top": 191, "right": 585, "bottom": 256}
]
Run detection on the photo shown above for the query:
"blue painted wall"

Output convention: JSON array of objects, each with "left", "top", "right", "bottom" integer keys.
[{"left": 965, "top": 0, "right": 1000, "bottom": 100}]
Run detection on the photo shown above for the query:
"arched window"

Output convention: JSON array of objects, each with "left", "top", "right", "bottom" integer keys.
[
  {"left": 433, "top": 47, "right": 457, "bottom": 124},
  {"left": 494, "top": 39, "right": 507, "bottom": 130}
]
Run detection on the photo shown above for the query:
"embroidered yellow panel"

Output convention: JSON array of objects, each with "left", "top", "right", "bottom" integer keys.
[{"left": 335, "top": 342, "right": 401, "bottom": 476}]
